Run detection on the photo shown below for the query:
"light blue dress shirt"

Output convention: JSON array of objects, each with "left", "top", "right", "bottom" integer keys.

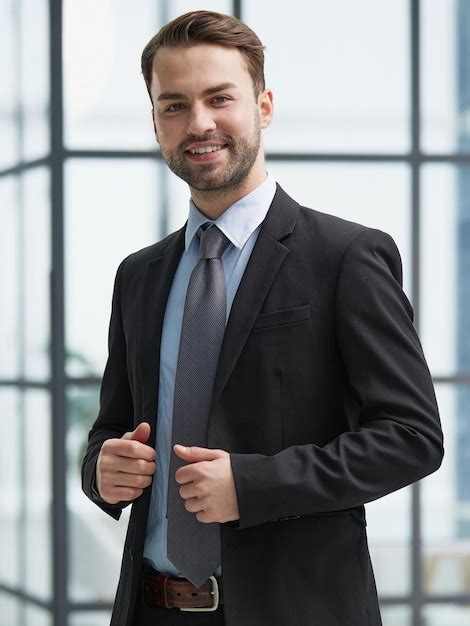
[{"left": 143, "top": 171, "right": 277, "bottom": 577}]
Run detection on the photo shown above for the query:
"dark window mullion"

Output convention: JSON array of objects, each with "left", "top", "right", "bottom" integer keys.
[
  {"left": 410, "top": 2, "right": 423, "bottom": 626},
  {"left": 49, "top": 0, "right": 67, "bottom": 625}
]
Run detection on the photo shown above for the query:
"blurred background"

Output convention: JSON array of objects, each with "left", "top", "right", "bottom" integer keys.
[{"left": 0, "top": 0, "right": 469, "bottom": 625}]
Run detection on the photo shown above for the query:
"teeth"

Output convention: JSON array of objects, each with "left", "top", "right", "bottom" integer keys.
[{"left": 189, "top": 145, "right": 225, "bottom": 154}]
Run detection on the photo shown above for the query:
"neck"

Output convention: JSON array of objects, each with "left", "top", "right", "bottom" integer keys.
[{"left": 189, "top": 165, "right": 267, "bottom": 221}]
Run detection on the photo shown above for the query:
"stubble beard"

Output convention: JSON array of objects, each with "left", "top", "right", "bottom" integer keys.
[{"left": 160, "top": 110, "right": 261, "bottom": 195}]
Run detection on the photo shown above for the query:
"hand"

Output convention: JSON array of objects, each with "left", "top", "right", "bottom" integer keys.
[
  {"left": 173, "top": 445, "right": 240, "bottom": 524},
  {"left": 96, "top": 422, "right": 156, "bottom": 504}
]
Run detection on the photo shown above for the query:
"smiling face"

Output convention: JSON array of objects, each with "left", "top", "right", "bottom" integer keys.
[{"left": 150, "top": 43, "right": 273, "bottom": 196}]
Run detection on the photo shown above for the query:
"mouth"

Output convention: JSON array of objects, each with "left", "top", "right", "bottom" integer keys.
[{"left": 184, "top": 144, "right": 229, "bottom": 162}]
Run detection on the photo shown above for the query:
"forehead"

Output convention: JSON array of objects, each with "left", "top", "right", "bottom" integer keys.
[{"left": 150, "top": 43, "right": 251, "bottom": 95}]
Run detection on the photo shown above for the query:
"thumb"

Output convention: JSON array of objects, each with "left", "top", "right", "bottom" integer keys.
[
  {"left": 173, "top": 444, "right": 225, "bottom": 462},
  {"left": 122, "top": 421, "right": 151, "bottom": 443}
]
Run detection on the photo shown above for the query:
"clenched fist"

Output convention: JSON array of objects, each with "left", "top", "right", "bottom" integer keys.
[{"left": 96, "top": 422, "right": 156, "bottom": 504}]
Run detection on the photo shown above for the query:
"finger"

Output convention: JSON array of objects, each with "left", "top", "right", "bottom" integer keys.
[
  {"left": 184, "top": 497, "right": 203, "bottom": 513},
  {"left": 102, "top": 456, "right": 156, "bottom": 476},
  {"left": 173, "top": 444, "right": 225, "bottom": 462},
  {"left": 100, "top": 469, "right": 152, "bottom": 490},
  {"left": 175, "top": 464, "right": 199, "bottom": 485},
  {"left": 107, "top": 438, "right": 156, "bottom": 462},
  {"left": 102, "top": 486, "right": 144, "bottom": 504},
  {"left": 179, "top": 483, "right": 199, "bottom": 500},
  {"left": 122, "top": 421, "right": 151, "bottom": 443},
  {"left": 112, "top": 472, "right": 153, "bottom": 490},
  {"left": 175, "top": 457, "right": 219, "bottom": 484},
  {"left": 196, "top": 510, "right": 212, "bottom": 523}
]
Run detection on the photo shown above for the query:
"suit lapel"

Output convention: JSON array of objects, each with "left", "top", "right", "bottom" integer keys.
[
  {"left": 210, "top": 183, "right": 300, "bottom": 413},
  {"left": 137, "top": 227, "right": 185, "bottom": 427}
]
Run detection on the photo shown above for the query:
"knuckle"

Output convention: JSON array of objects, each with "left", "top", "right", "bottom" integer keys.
[
  {"left": 105, "top": 438, "right": 119, "bottom": 452},
  {"left": 137, "top": 459, "right": 147, "bottom": 473},
  {"left": 100, "top": 455, "right": 111, "bottom": 469},
  {"left": 137, "top": 475, "right": 149, "bottom": 488}
]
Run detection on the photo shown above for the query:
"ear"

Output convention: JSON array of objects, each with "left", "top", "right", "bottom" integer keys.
[
  {"left": 258, "top": 89, "right": 274, "bottom": 130},
  {"left": 151, "top": 109, "right": 160, "bottom": 144}
]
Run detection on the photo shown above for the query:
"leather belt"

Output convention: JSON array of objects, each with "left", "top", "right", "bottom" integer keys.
[{"left": 143, "top": 566, "right": 223, "bottom": 612}]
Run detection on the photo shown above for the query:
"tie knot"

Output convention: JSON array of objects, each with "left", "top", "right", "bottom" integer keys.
[{"left": 197, "top": 225, "right": 230, "bottom": 259}]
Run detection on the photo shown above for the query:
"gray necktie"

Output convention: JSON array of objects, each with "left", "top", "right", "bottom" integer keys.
[{"left": 167, "top": 223, "right": 230, "bottom": 588}]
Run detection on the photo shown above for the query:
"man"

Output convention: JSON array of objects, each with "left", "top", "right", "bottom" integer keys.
[{"left": 81, "top": 10, "right": 444, "bottom": 626}]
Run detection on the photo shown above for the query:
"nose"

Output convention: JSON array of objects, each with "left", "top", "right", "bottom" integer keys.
[{"left": 186, "top": 102, "right": 217, "bottom": 137}]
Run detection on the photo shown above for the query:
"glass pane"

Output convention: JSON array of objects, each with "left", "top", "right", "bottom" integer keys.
[
  {"left": 267, "top": 162, "right": 411, "bottom": 298},
  {"left": 69, "top": 612, "right": 112, "bottom": 626},
  {"left": 63, "top": 0, "right": 158, "bottom": 150},
  {"left": 0, "top": 593, "right": 20, "bottom": 626},
  {"left": 422, "top": 384, "right": 470, "bottom": 595},
  {"left": 0, "top": 176, "right": 20, "bottom": 379},
  {"left": 23, "top": 167, "right": 51, "bottom": 380},
  {"left": 67, "top": 385, "right": 130, "bottom": 603},
  {"left": 65, "top": 158, "right": 161, "bottom": 377},
  {"left": 24, "top": 605, "right": 52, "bottom": 626},
  {"left": 168, "top": 0, "right": 231, "bottom": 17},
  {"left": 24, "top": 390, "right": 52, "bottom": 601},
  {"left": 0, "top": 389, "right": 21, "bottom": 587},
  {"left": 246, "top": 0, "right": 409, "bottom": 153},
  {"left": 367, "top": 488, "right": 412, "bottom": 596},
  {"left": 0, "top": 168, "right": 50, "bottom": 381},
  {"left": 380, "top": 605, "right": 411, "bottom": 626},
  {"left": 421, "top": 165, "right": 469, "bottom": 376},
  {"left": 422, "top": 604, "right": 470, "bottom": 626},
  {"left": 0, "top": 389, "right": 52, "bottom": 601},
  {"left": 421, "top": 0, "right": 470, "bottom": 154},
  {"left": 20, "top": 0, "right": 49, "bottom": 160},
  {"left": 0, "top": 0, "right": 20, "bottom": 168}
]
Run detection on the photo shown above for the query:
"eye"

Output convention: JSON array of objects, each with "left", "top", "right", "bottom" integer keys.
[
  {"left": 165, "top": 103, "right": 185, "bottom": 113},
  {"left": 213, "top": 96, "right": 230, "bottom": 104}
]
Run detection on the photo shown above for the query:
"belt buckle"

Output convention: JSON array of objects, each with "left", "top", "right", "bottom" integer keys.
[{"left": 180, "top": 576, "right": 219, "bottom": 612}]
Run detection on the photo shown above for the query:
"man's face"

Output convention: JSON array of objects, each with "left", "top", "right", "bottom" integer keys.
[{"left": 150, "top": 43, "right": 272, "bottom": 192}]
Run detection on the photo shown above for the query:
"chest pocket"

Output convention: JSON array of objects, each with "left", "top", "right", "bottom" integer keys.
[{"left": 252, "top": 303, "right": 311, "bottom": 330}]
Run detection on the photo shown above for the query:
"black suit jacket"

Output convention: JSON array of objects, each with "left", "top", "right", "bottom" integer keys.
[{"left": 82, "top": 183, "right": 444, "bottom": 626}]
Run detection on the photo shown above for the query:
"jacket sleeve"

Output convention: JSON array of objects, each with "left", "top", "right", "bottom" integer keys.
[
  {"left": 81, "top": 258, "right": 134, "bottom": 520},
  {"left": 230, "top": 228, "right": 444, "bottom": 529}
]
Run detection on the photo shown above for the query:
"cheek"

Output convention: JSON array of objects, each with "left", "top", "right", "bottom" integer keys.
[
  {"left": 219, "top": 111, "right": 251, "bottom": 139},
  {"left": 155, "top": 123, "right": 180, "bottom": 147}
]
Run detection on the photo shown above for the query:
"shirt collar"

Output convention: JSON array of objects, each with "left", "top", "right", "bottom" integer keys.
[{"left": 185, "top": 172, "right": 277, "bottom": 251}]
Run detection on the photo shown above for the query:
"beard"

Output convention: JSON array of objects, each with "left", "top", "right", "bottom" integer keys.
[{"left": 160, "top": 109, "right": 261, "bottom": 194}]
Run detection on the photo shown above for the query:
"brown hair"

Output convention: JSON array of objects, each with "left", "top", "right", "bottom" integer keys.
[{"left": 141, "top": 10, "right": 266, "bottom": 104}]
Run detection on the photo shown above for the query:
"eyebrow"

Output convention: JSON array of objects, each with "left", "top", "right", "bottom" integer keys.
[{"left": 156, "top": 82, "right": 238, "bottom": 102}]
